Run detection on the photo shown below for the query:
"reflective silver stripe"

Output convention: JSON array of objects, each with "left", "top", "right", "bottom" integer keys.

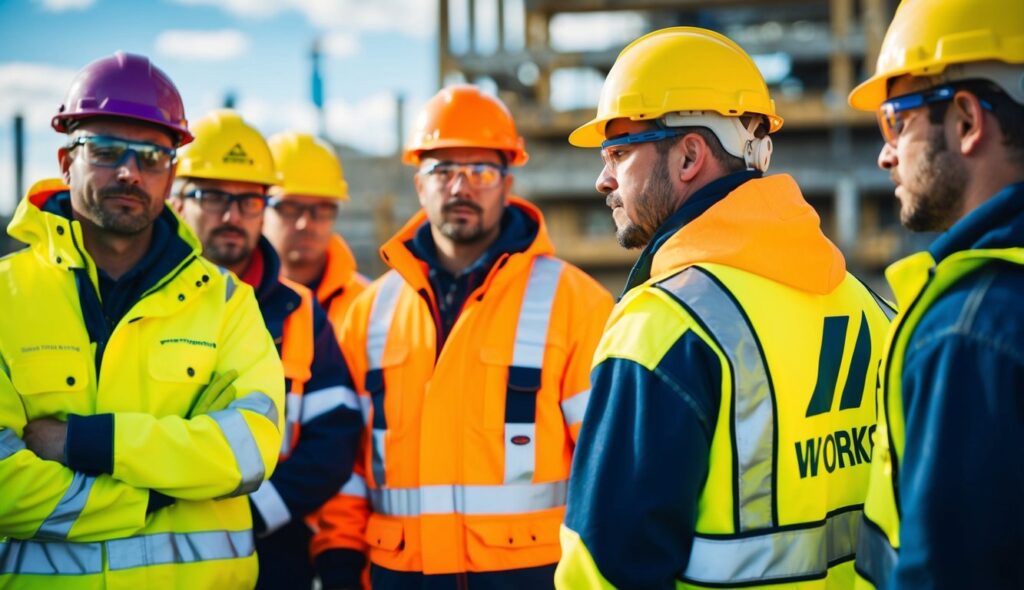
[
  {"left": 281, "top": 392, "right": 302, "bottom": 454},
  {"left": 210, "top": 409, "right": 266, "bottom": 496},
  {"left": 659, "top": 267, "right": 775, "bottom": 531},
  {"left": 340, "top": 472, "right": 368, "bottom": 497},
  {"left": 370, "top": 480, "right": 566, "bottom": 517},
  {"left": 359, "top": 395, "right": 373, "bottom": 425},
  {"left": 683, "top": 508, "right": 861, "bottom": 584},
  {"left": 230, "top": 391, "right": 279, "bottom": 429},
  {"left": 371, "top": 428, "right": 387, "bottom": 486},
  {"left": 560, "top": 389, "right": 591, "bottom": 426},
  {"left": 511, "top": 257, "right": 563, "bottom": 369},
  {"left": 217, "top": 266, "right": 237, "bottom": 302},
  {"left": 301, "top": 385, "right": 360, "bottom": 424},
  {"left": 0, "top": 539, "right": 102, "bottom": 575},
  {"left": 107, "top": 530, "right": 254, "bottom": 570},
  {"left": 250, "top": 481, "right": 291, "bottom": 535},
  {"left": 855, "top": 515, "right": 897, "bottom": 588},
  {"left": 367, "top": 271, "right": 404, "bottom": 370},
  {"left": 0, "top": 427, "right": 26, "bottom": 460},
  {"left": 504, "top": 423, "right": 536, "bottom": 484},
  {"left": 34, "top": 472, "right": 96, "bottom": 541}
]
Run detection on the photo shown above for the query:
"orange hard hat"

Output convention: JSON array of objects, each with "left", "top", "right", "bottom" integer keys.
[{"left": 403, "top": 85, "right": 528, "bottom": 166}]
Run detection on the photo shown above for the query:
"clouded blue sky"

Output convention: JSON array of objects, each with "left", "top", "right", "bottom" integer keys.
[{"left": 0, "top": 0, "right": 438, "bottom": 214}]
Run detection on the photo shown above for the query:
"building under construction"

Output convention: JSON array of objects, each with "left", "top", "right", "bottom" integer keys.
[{"left": 335, "top": 0, "right": 915, "bottom": 294}]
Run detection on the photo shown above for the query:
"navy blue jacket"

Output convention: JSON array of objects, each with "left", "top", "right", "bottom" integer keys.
[{"left": 891, "top": 182, "right": 1024, "bottom": 589}]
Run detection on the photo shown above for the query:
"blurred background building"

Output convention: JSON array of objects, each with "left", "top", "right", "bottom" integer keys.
[{"left": 4, "top": 0, "right": 923, "bottom": 295}]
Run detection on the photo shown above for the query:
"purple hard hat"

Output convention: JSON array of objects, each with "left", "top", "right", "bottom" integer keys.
[{"left": 52, "top": 51, "right": 192, "bottom": 146}]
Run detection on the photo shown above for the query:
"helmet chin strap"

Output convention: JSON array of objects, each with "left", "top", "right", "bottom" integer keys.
[{"left": 660, "top": 111, "right": 773, "bottom": 172}]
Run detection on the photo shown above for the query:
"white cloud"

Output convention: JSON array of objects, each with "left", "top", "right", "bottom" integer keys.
[
  {"left": 549, "top": 12, "right": 647, "bottom": 52},
  {"left": 0, "top": 62, "right": 78, "bottom": 133},
  {"left": 34, "top": 0, "right": 95, "bottom": 12},
  {"left": 169, "top": 0, "right": 436, "bottom": 39},
  {"left": 321, "top": 31, "right": 360, "bottom": 59},
  {"left": 155, "top": 29, "right": 250, "bottom": 62}
]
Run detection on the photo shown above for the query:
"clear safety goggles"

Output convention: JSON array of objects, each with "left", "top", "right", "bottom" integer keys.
[
  {"left": 418, "top": 161, "right": 507, "bottom": 189},
  {"left": 66, "top": 135, "right": 176, "bottom": 173}
]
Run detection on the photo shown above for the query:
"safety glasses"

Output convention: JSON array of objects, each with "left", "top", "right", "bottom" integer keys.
[
  {"left": 419, "top": 161, "right": 507, "bottom": 189},
  {"left": 66, "top": 135, "right": 176, "bottom": 172},
  {"left": 181, "top": 189, "right": 268, "bottom": 218},
  {"left": 268, "top": 198, "right": 339, "bottom": 221},
  {"left": 878, "top": 84, "right": 993, "bottom": 145},
  {"left": 600, "top": 127, "right": 688, "bottom": 150}
]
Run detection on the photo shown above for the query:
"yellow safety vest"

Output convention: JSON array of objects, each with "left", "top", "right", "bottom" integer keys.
[{"left": 854, "top": 246, "right": 1024, "bottom": 589}]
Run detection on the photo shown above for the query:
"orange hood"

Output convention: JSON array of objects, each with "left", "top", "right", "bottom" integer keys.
[{"left": 650, "top": 174, "right": 846, "bottom": 294}]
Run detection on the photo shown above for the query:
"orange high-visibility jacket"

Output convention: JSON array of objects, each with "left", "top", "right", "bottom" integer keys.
[
  {"left": 312, "top": 197, "right": 612, "bottom": 579},
  {"left": 314, "top": 234, "right": 369, "bottom": 337}
]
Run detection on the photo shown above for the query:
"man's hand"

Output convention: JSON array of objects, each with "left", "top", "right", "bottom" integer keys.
[{"left": 23, "top": 418, "right": 68, "bottom": 464}]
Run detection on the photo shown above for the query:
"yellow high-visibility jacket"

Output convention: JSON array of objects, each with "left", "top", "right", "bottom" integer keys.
[{"left": 0, "top": 180, "right": 285, "bottom": 589}]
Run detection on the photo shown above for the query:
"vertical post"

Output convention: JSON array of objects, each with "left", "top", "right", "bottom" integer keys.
[
  {"left": 496, "top": 0, "right": 506, "bottom": 53},
  {"left": 395, "top": 92, "right": 406, "bottom": 157},
  {"left": 14, "top": 114, "right": 25, "bottom": 201},
  {"left": 830, "top": 0, "right": 859, "bottom": 255},
  {"left": 311, "top": 37, "right": 327, "bottom": 139},
  {"left": 438, "top": 0, "right": 451, "bottom": 90},
  {"left": 468, "top": 0, "right": 477, "bottom": 55}
]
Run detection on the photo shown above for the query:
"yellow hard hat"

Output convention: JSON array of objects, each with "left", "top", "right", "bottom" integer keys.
[
  {"left": 403, "top": 85, "right": 528, "bottom": 166},
  {"left": 176, "top": 109, "right": 276, "bottom": 186},
  {"left": 268, "top": 132, "right": 349, "bottom": 201},
  {"left": 569, "top": 27, "right": 783, "bottom": 148},
  {"left": 849, "top": 0, "right": 1024, "bottom": 111}
]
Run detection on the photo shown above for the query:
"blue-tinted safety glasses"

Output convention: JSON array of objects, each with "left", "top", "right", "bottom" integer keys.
[
  {"left": 419, "top": 161, "right": 507, "bottom": 189},
  {"left": 66, "top": 135, "right": 176, "bottom": 172},
  {"left": 878, "top": 84, "right": 993, "bottom": 144},
  {"left": 600, "top": 127, "right": 688, "bottom": 150}
]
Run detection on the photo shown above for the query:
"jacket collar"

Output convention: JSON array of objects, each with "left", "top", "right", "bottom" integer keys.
[
  {"left": 928, "top": 182, "right": 1024, "bottom": 263},
  {"left": 315, "top": 233, "right": 360, "bottom": 303}
]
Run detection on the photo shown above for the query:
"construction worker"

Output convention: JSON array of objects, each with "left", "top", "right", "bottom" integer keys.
[
  {"left": 263, "top": 131, "right": 369, "bottom": 335},
  {"left": 261, "top": 132, "right": 370, "bottom": 588},
  {"left": 555, "top": 28, "right": 896, "bottom": 589},
  {"left": 311, "top": 84, "right": 613, "bottom": 589},
  {"left": 846, "top": 1, "right": 1024, "bottom": 587},
  {"left": 170, "top": 110, "right": 363, "bottom": 590},
  {"left": 0, "top": 53, "right": 284, "bottom": 588}
]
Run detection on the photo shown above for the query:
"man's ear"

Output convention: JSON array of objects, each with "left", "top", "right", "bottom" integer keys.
[
  {"left": 952, "top": 91, "right": 987, "bottom": 155},
  {"left": 58, "top": 147, "right": 72, "bottom": 185},
  {"left": 677, "top": 133, "right": 708, "bottom": 183}
]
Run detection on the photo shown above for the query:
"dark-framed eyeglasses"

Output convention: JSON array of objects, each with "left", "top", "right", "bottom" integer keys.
[
  {"left": 267, "top": 197, "right": 339, "bottom": 221},
  {"left": 66, "top": 135, "right": 176, "bottom": 172},
  {"left": 181, "top": 188, "right": 268, "bottom": 218},
  {"left": 878, "top": 83, "right": 994, "bottom": 145},
  {"left": 418, "top": 161, "right": 507, "bottom": 189}
]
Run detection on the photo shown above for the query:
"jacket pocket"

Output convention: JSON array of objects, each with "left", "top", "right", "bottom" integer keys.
[
  {"left": 365, "top": 344, "right": 408, "bottom": 432},
  {"left": 149, "top": 343, "right": 218, "bottom": 385},
  {"left": 466, "top": 512, "right": 562, "bottom": 549},
  {"left": 365, "top": 516, "right": 405, "bottom": 551},
  {"left": 11, "top": 352, "right": 89, "bottom": 396}
]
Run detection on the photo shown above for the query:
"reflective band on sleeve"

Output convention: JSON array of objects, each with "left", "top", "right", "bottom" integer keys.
[
  {"left": 682, "top": 508, "right": 861, "bottom": 585},
  {"left": 359, "top": 395, "right": 372, "bottom": 425},
  {"left": 511, "top": 257, "right": 563, "bottom": 369},
  {"left": 658, "top": 267, "right": 775, "bottom": 531},
  {"left": 281, "top": 392, "right": 302, "bottom": 454},
  {"left": 340, "top": 472, "right": 368, "bottom": 497},
  {"left": 34, "top": 472, "right": 96, "bottom": 541},
  {"left": 371, "top": 428, "right": 387, "bottom": 487},
  {"left": 855, "top": 515, "right": 897, "bottom": 587},
  {"left": 504, "top": 423, "right": 536, "bottom": 484},
  {"left": 250, "top": 481, "right": 291, "bottom": 536},
  {"left": 210, "top": 409, "right": 266, "bottom": 496},
  {"left": 301, "top": 385, "right": 360, "bottom": 424},
  {"left": 229, "top": 391, "right": 279, "bottom": 429},
  {"left": 0, "top": 539, "right": 102, "bottom": 575},
  {"left": 367, "top": 271, "right": 404, "bottom": 371},
  {"left": 560, "top": 389, "right": 591, "bottom": 426},
  {"left": 370, "top": 480, "right": 566, "bottom": 517},
  {"left": 107, "top": 530, "right": 254, "bottom": 570},
  {"left": 0, "top": 428, "right": 26, "bottom": 460},
  {"left": 217, "top": 266, "right": 237, "bottom": 302}
]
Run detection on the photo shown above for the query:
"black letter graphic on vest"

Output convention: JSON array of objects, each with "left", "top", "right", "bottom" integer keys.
[{"left": 806, "top": 314, "right": 872, "bottom": 416}]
